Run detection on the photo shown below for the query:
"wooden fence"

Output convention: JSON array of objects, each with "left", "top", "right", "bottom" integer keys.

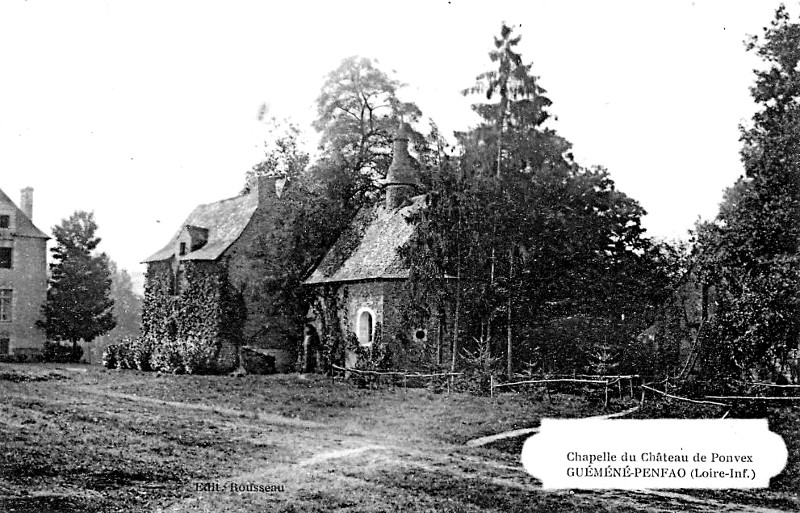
[
  {"left": 330, "top": 364, "right": 463, "bottom": 391},
  {"left": 331, "top": 365, "right": 800, "bottom": 406},
  {"left": 489, "top": 374, "right": 642, "bottom": 408}
]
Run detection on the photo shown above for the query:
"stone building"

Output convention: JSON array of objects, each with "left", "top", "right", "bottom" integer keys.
[
  {"left": 303, "top": 125, "right": 452, "bottom": 371},
  {"left": 0, "top": 186, "right": 48, "bottom": 356},
  {"left": 142, "top": 176, "right": 294, "bottom": 371}
]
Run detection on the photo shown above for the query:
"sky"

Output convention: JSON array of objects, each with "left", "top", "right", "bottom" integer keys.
[{"left": 0, "top": 0, "right": 791, "bottom": 292}]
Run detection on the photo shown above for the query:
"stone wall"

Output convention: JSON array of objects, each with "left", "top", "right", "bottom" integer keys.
[
  {"left": 0, "top": 234, "right": 47, "bottom": 354},
  {"left": 330, "top": 279, "right": 452, "bottom": 371},
  {"left": 224, "top": 178, "right": 296, "bottom": 372}
]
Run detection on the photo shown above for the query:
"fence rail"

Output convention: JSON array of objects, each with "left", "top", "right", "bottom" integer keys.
[
  {"left": 330, "top": 364, "right": 463, "bottom": 391},
  {"left": 641, "top": 384, "right": 729, "bottom": 407},
  {"left": 330, "top": 364, "right": 462, "bottom": 378}
]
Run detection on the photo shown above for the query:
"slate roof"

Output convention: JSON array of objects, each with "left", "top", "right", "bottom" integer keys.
[
  {"left": 0, "top": 187, "right": 49, "bottom": 239},
  {"left": 304, "top": 195, "right": 426, "bottom": 285},
  {"left": 143, "top": 192, "right": 258, "bottom": 263}
]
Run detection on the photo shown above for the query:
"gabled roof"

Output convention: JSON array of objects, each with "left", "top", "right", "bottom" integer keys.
[
  {"left": 304, "top": 195, "right": 425, "bottom": 285},
  {"left": 0, "top": 187, "right": 49, "bottom": 239},
  {"left": 143, "top": 192, "right": 258, "bottom": 263}
]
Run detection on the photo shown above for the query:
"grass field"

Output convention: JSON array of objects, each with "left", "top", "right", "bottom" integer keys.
[{"left": 1, "top": 363, "right": 798, "bottom": 512}]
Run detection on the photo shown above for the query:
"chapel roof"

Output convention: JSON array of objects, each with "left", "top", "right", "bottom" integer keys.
[{"left": 303, "top": 194, "right": 426, "bottom": 285}]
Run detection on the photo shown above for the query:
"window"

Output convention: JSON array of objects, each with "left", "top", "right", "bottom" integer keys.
[
  {"left": 357, "top": 308, "right": 374, "bottom": 346},
  {"left": 174, "top": 269, "right": 184, "bottom": 295},
  {"left": 0, "top": 215, "right": 8, "bottom": 228},
  {"left": 179, "top": 242, "right": 187, "bottom": 256},
  {"left": 0, "top": 290, "right": 11, "bottom": 322},
  {"left": 0, "top": 337, "right": 8, "bottom": 354},
  {"left": 0, "top": 248, "right": 10, "bottom": 268}
]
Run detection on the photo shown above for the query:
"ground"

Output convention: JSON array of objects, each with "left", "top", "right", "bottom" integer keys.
[{"left": 1, "top": 364, "right": 798, "bottom": 512}]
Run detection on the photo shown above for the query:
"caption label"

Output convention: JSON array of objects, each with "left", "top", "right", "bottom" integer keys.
[{"left": 521, "top": 418, "right": 787, "bottom": 489}]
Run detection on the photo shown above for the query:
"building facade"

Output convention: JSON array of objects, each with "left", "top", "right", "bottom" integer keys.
[
  {"left": 0, "top": 187, "right": 48, "bottom": 355},
  {"left": 303, "top": 125, "right": 453, "bottom": 372},
  {"left": 142, "top": 176, "right": 295, "bottom": 372}
]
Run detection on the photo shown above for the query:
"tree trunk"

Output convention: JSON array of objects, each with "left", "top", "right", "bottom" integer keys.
[
  {"left": 496, "top": 99, "right": 506, "bottom": 179},
  {"left": 507, "top": 246, "right": 513, "bottom": 378},
  {"left": 451, "top": 277, "right": 461, "bottom": 373}
]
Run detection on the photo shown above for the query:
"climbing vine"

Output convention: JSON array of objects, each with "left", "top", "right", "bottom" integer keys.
[{"left": 140, "top": 259, "right": 245, "bottom": 373}]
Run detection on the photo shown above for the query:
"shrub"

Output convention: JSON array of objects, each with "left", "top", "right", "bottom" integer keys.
[
  {"left": 102, "top": 344, "right": 118, "bottom": 369},
  {"left": 115, "top": 342, "right": 134, "bottom": 369},
  {"left": 452, "top": 336, "right": 500, "bottom": 395},
  {"left": 131, "top": 337, "right": 155, "bottom": 371},
  {"left": 41, "top": 341, "right": 83, "bottom": 363}
]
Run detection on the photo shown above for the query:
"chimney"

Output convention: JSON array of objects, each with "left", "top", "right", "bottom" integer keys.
[
  {"left": 20, "top": 187, "right": 33, "bottom": 220},
  {"left": 252, "top": 175, "right": 278, "bottom": 205},
  {"left": 275, "top": 176, "right": 288, "bottom": 198},
  {"left": 385, "top": 123, "right": 418, "bottom": 209}
]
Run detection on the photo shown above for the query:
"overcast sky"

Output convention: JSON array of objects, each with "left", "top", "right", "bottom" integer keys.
[{"left": 0, "top": 0, "right": 791, "bottom": 291}]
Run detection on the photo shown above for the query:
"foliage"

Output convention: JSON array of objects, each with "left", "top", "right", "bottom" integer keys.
[
  {"left": 586, "top": 342, "right": 618, "bottom": 376},
  {"left": 41, "top": 340, "right": 83, "bottom": 363},
  {"left": 38, "top": 211, "right": 116, "bottom": 347},
  {"left": 150, "top": 339, "right": 184, "bottom": 374},
  {"left": 346, "top": 322, "right": 392, "bottom": 372},
  {"left": 453, "top": 336, "right": 501, "bottom": 395},
  {"left": 693, "top": 5, "right": 800, "bottom": 381},
  {"left": 101, "top": 343, "right": 117, "bottom": 368},
  {"left": 141, "top": 261, "right": 243, "bottom": 373},
  {"left": 243, "top": 116, "right": 310, "bottom": 192},
  {"left": 314, "top": 56, "right": 424, "bottom": 188},
  {"left": 179, "top": 336, "right": 220, "bottom": 374},
  {"left": 309, "top": 285, "right": 348, "bottom": 373},
  {"left": 91, "top": 261, "right": 143, "bottom": 361},
  {"left": 461, "top": 23, "right": 555, "bottom": 178},
  {"left": 401, "top": 24, "right": 678, "bottom": 377}
]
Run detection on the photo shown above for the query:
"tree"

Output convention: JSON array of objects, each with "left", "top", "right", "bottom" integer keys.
[
  {"left": 104, "top": 261, "right": 142, "bottom": 339},
  {"left": 242, "top": 116, "right": 310, "bottom": 194},
  {"left": 404, "top": 24, "right": 676, "bottom": 378},
  {"left": 693, "top": 5, "right": 800, "bottom": 380},
  {"left": 91, "top": 261, "right": 143, "bottom": 353},
  {"left": 462, "top": 23, "right": 552, "bottom": 178},
  {"left": 38, "top": 211, "right": 116, "bottom": 349},
  {"left": 313, "top": 56, "right": 424, "bottom": 209}
]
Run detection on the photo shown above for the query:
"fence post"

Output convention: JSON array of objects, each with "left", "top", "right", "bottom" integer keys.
[
  {"left": 490, "top": 374, "right": 494, "bottom": 398},
  {"left": 604, "top": 381, "right": 609, "bottom": 410}
]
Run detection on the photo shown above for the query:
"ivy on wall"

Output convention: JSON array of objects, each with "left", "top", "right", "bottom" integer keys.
[
  {"left": 141, "top": 259, "right": 246, "bottom": 373},
  {"left": 310, "top": 284, "right": 347, "bottom": 373}
]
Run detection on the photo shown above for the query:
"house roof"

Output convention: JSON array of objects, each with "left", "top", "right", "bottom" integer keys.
[
  {"left": 304, "top": 195, "right": 425, "bottom": 285},
  {"left": 143, "top": 192, "right": 258, "bottom": 263},
  {"left": 0, "top": 187, "right": 49, "bottom": 239}
]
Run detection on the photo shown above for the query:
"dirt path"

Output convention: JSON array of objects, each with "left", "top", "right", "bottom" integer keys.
[
  {"left": 465, "top": 403, "right": 641, "bottom": 447},
  {"left": 79, "top": 387, "right": 324, "bottom": 429}
]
